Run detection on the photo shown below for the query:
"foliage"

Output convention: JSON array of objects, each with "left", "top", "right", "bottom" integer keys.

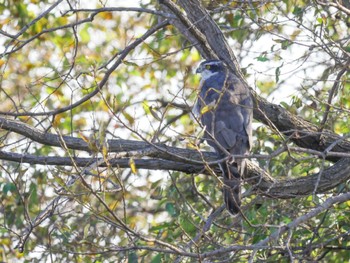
[{"left": 0, "top": 0, "right": 349, "bottom": 262}]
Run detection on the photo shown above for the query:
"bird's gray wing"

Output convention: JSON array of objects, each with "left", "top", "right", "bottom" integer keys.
[
  {"left": 196, "top": 71, "right": 253, "bottom": 215},
  {"left": 192, "top": 79, "right": 205, "bottom": 118},
  {"left": 226, "top": 76, "right": 253, "bottom": 153},
  {"left": 239, "top": 95, "right": 253, "bottom": 151}
]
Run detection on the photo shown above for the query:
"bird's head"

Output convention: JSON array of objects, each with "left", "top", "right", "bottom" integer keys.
[{"left": 196, "top": 60, "right": 226, "bottom": 80}]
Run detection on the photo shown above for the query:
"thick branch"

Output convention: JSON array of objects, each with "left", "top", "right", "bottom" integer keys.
[
  {"left": 247, "top": 158, "right": 350, "bottom": 198},
  {"left": 158, "top": 0, "right": 215, "bottom": 58},
  {"left": 316, "top": 0, "right": 350, "bottom": 15},
  {"left": 0, "top": 117, "right": 209, "bottom": 162},
  {"left": 1, "top": 117, "right": 350, "bottom": 199},
  {"left": 253, "top": 93, "right": 350, "bottom": 162},
  {"left": 0, "top": 150, "right": 202, "bottom": 174},
  {"left": 177, "top": 0, "right": 244, "bottom": 77}
]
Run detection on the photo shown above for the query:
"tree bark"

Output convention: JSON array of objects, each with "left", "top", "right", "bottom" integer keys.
[{"left": 1, "top": 116, "right": 350, "bottom": 199}]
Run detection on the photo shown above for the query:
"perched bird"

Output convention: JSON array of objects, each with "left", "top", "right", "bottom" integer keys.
[{"left": 194, "top": 60, "right": 253, "bottom": 214}]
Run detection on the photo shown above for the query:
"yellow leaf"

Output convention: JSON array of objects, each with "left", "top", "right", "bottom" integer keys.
[
  {"left": 79, "top": 132, "right": 99, "bottom": 153},
  {"left": 102, "top": 144, "right": 110, "bottom": 166},
  {"left": 191, "top": 50, "right": 201, "bottom": 61},
  {"left": 52, "top": 115, "right": 62, "bottom": 128},
  {"left": 290, "top": 29, "right": 301, "bottom": 41},
  {"left": 129, "top": 158, "right": 137, "bottom": 174},
  {"left": 122, "top": 111, "right": 135, "bottom": 125},
  {"left": 100, "top": 12, "right": 113, "bottom": 20},
  {"left": 122, "top": 60, "right": 139, "bottom": 67},
  {"left": 186, "top": 141, "right": 199, "bottom": 149},
  {"left": 87, "top": 140, "right": 99, "bottom": 153},
  {"left": 78, "top": 132, "right": 89, "bottom": 143},
  {"left": 109, "top": 200, "right": 119, "bottom": 210},
  {"left": 150, "top": 106, "right": 162, "bottom": 121},
  {"left": 200, "top": 103, "right": 215, "bottom": 115},
  {"left": 102, "top": 145, "right": 108, "bottom": 159}
]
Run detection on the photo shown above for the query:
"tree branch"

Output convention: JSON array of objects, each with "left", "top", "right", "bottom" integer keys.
[
  {"left": 249, "top": 191, "right": 350, "bottom": 262},
  {"left": 1, "top": 117, "right": 350, "bottom": 199},
  {"left": 320, "top": 59, "right": 350, "bottom": 129},
  {"left": 316, "top": 0, "right": 350, "bottom": 15}
]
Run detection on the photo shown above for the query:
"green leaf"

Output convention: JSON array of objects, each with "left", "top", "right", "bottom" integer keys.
[
  {"left": 79, "top": 25, "right": 91, "bottom": 43},
  {"left": 142, "top": 101, "right": 151, "bottom": 115},
  {"left": 275, "top": 63, "right": 283, "bottom": 83},
  {"left": 122, "top": 60, "right": 139, "bottom": 67},
  {"left": 179, "top": 216, "right": 196, "bottom": 234},
  {"left": 16, "top": 3, "right": 28, "bottom": 17},
  {"left": 281, "top": 40, "right": 291, "bottom": 50},
  {"left": 165, "top": 203, "right": 176, "bottom": 217},
  {"left": 83, "top": 224, "right": 90, "bottom": 239},
  {"left": 283, "top": 216, "right": 292, "bottom": 224},
  {"left": 256, "top": 56, "right": 269, "bottom": 62},
  {"left": 128, "top": 252, "right": 138, "bottom": 263},
  {"left": 28, "top": 183, "right": 38, "bottom": 207},
  {"left": 292, "top": 6, "right": 303, "bottom": 16},
  {"left": 151, "top": 254, "right": 162, "bottom": 263},
  {"left": 150, "top": 222, "right": 172, "bottom": 232},
  {"left": 292, "top": 96, "right": 302, "bottom": 109},
  {"left": 3, "top": 183, "right": 16, "bottom": 195},
  {"left": 280, "top": 101, "right": 289, "bottom": 109}
]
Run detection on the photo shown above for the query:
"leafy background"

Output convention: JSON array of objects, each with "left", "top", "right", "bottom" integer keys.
[{"left": 0, "top": 0, "right": 350, "bottom": 262}]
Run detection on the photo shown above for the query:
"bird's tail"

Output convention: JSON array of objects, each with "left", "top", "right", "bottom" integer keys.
[{"left": 220, "top": 161, "right": 241, "bottom": 215}]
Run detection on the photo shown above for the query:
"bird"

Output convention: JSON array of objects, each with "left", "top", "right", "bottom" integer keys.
[{"left": 193, "top": 59, "right": 253, "bottom": 215}]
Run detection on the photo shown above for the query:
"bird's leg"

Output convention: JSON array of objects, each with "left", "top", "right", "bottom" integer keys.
[{"left": 227, "top": 154, "right": 235, "bottom": 165}]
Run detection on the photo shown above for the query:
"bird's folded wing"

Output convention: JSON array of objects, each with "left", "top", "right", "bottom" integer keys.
[{"left": 216, "top": 121, "right": 237, "bottom": 149}]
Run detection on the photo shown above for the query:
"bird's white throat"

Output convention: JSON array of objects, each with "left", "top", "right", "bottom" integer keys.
[{"left": 200, "top": 70, "right": 219, "bottom": 80}]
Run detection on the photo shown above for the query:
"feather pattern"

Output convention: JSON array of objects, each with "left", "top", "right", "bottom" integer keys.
[{"left": 194, "top": 60, "right": 253, "bottom": 214}]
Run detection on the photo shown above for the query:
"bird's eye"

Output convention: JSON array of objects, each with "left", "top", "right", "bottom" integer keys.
[{"left": 205, "top": 65, "right": 211, "bottom": 70}]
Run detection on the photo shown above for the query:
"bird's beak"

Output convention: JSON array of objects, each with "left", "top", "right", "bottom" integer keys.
[{"left": 196, "top": 66, "right": 202, "bottom": 74}]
